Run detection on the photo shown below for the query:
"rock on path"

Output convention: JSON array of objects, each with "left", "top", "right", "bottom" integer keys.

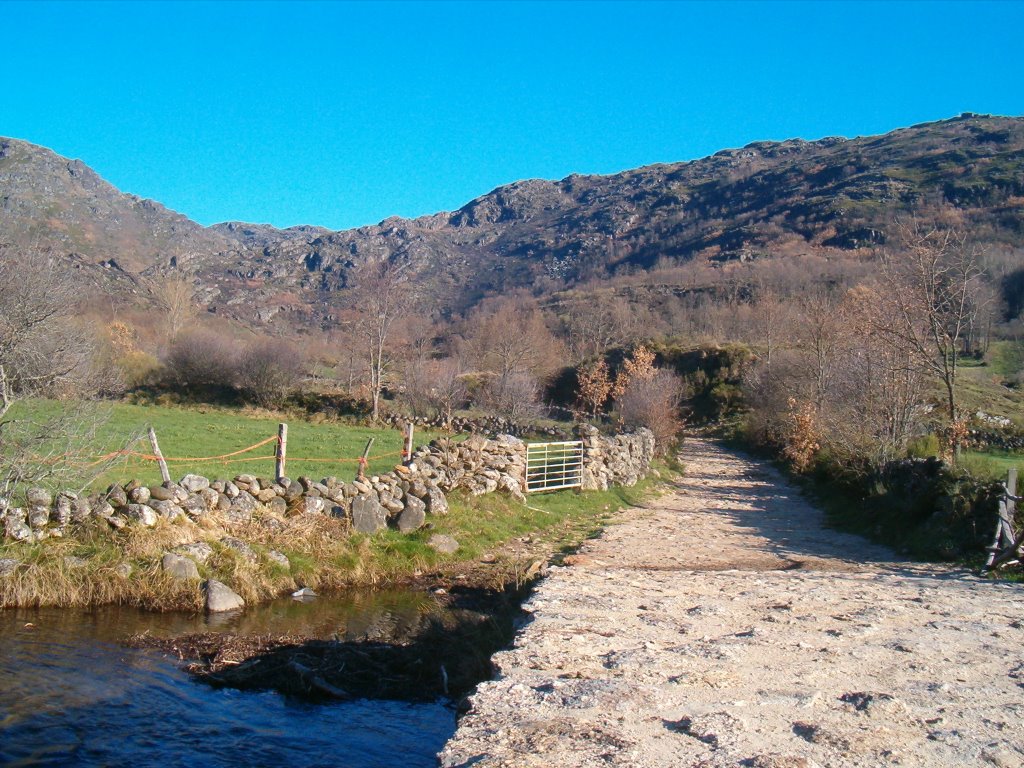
[{"left": 439, "top": 439, "right": 1024, "bottom": 768}]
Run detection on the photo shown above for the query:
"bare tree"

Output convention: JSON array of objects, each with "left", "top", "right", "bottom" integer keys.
[
  {"left": 343, "top": 258, "right": 416, "bottom": 422},
  {"left": 0, "top": 249, "right": 113, "bottom": 495},
  {"left": 457, "top": 295, "right": 565, "bottom": 423},
  {"left": 0, "top": 250, "right": 95, "bottom": 419},
  {"left": 748, "top": 281, "right": 794, "bottom": 378},
  {"left": 401, "top": 356, "right": 468, "bottom": 425},
  {"left": 142, "top": 267, "right": 198, "bottom": 346},
  {"left": 561, "top": 291, "right": 639, "bottom": 363},
  {"left": 792, "top": 289, "right": 848, "bottom": 411},
  {"left": 460, "top": 295, "right": 564, "bottom": 382},
  {"left": 877, "top": 221, "right": 986, "bottom": 428},
  {"left": 743, "top": 285, "right": 929, "bottom": 466},
  {"left": 478, "top": 370, "right": 544, "bottom": 421},
  {"left": 825, "top": 286, "right": 929, "bottom": 463}
]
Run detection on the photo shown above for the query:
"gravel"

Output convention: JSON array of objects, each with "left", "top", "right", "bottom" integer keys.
[{"left": 440, "top": 439, "right": 1024, "bottom": 767}]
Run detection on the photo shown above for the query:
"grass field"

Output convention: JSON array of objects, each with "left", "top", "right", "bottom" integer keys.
[
  {"left": 8, "top": 400, "right": 449, "bottom": 491},
  {"left": 959, "top": 450, "right": 1024, "bottom": 482},
  {"left": 957, "top": 340, "right": 1024, "bottom": 428}
]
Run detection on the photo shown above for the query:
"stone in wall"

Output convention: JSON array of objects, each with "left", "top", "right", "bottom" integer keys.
[
  {"left": 351, "top": 495, "right": 387, "bottom": 534},
  {"left": 397, "top": 495, "right": 426, "bottom": 533}
]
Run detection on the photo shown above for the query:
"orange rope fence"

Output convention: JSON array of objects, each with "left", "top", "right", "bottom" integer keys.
[{"left": 52, "top": 435, "right": 410, "bottom": 471}]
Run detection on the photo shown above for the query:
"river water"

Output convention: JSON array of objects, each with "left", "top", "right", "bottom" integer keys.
[{"left": 0, "top": 592, "right": 457, "bottom": 767}]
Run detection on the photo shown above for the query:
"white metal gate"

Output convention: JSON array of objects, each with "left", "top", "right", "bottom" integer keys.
[{"left": 525, "top": 440, "right": 584, "bottom": 493}]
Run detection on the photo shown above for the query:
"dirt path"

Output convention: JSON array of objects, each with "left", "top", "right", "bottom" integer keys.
[{"left": 439, "top": 439, "right": 1024, "bottom": 768}]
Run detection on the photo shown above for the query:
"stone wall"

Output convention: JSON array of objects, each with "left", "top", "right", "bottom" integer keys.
[
  {"left": 577, "top": 425, "right": 657, "bottom": 491},
  {"left": 0, "top": 428, "right": 656, "bottom": 544}
]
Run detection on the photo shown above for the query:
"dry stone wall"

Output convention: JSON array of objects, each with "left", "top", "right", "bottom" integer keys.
[
  {"left": 577, "top": 425, "right": 657, "bottom": 491},
  {"left": 0, "top": 427, "right": 656, "bottom": 545}
]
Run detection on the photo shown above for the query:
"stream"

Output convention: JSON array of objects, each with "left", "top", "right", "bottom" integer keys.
[{"left": 0, "top": 591, "right": 459, "bottom": 767}]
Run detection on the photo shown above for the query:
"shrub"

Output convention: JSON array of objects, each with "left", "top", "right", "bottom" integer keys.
[
  {"left": 237, "top": 340, "right": 305, "bottom": 408},
  {"left": 116, "top": 351, "right": 163, "bottom": 389},
  {"left": 164, "top": 329, "right": 237, "bottom": 389},
  {"left": 781, "top": 398, "right": 821, "bottom": 473},
  {"left": 616, "top": 368, "right": 684, "bottom": 454},
  {"left": 478, "top": 371, "right": 544, "bottom": 421},
  {"left": 906, "top": 433, "right": 941, "bottom": 459}
]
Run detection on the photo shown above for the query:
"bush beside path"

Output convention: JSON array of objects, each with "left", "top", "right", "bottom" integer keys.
[{"left": 440, "top": 438, "right": 1024, "bottom": 768}]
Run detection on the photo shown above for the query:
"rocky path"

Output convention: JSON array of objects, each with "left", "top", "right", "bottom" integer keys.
[{"left": 438, "top": 439, "right": 1024, "bottom": 768}]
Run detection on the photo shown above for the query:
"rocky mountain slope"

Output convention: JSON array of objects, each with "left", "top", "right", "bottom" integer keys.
[{"left": 2, "top": 113, "right": 1022, "bottom": 331}]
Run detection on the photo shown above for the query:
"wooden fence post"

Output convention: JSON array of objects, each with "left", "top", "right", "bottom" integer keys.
[
  {"left": 357, "top": 437, "right": 374, "bottom": 481},
  {"left": 405, "top": 422, "right": 414, "bottom": 466},
  {"left": 1008, "top": 468, "right": 1018, "bottom": 519},
  {"left": 275, "top": 423, "right": 288, "bottom": 482},
  {"left": 987, "top": 468, "right": 1021, "bottom": 570},
  {"left": 148, "top": 427, "right": 171, "bottom": 484}
]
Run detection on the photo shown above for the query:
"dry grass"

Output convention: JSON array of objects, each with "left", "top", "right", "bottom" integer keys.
[
  {"left": 0, "top": 533, "right": 203, "bottom": 611},
  {"left": 0, "top": 504, "right": 388, "bottom": 611}
]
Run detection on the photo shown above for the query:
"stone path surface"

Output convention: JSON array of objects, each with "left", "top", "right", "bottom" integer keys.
[{"left": 438, "top": 439, "right": 1024, "bottom": 768}]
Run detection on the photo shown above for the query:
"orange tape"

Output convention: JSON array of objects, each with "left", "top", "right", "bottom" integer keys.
[{"left": 39, "top": 437, "right": 409, "bottom": 473}]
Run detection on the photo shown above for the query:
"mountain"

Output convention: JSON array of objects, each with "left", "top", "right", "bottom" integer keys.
[
  {"left": 0, "top": 137, "right": 236, "bottom": 273},
  {"left": 2, "top": 113, "right": 1023, "bottom": 332}
]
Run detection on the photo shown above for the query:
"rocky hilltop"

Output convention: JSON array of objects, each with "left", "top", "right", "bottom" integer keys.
[{"left": 2, "top": 113, "right": 1022, "bottom": 330}]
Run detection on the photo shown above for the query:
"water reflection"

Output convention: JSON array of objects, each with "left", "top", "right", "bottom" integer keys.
[{"left": 0, "top": 591, "right": 456, "bottom": 767}]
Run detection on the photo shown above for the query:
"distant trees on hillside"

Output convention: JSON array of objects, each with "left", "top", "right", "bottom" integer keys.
[{"left": 457, "top": 295, "right": 565, "bottom": 420}]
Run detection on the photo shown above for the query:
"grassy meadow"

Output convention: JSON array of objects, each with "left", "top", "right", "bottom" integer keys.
[
  {"left": 8, "top": 400, "right": 449, "bottom": 492},
  {"left": 958, "top": 450, "right": 1024, "bottom": 482},
  {"left": 957, "top": 340, "right": 1024, "bottom": 428}
]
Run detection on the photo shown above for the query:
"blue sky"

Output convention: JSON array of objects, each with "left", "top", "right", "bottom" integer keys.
[{"left": 3, "top": 1, "right": 1022, "bottom": 230}]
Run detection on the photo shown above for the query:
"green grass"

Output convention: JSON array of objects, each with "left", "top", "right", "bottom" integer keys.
[
  {"left": 986, "top": 340, "right": 1024, "bottom": 379},
  {"left": 959, "top": 450, "right": 1024, "bottom": 482},
  {"left": 7, "top": 400, "right": 450, "bottom": 491},
  {"left": 366, "top": 462, "right": 679, "bottom": 583},
  {"left": 952, "top": 341, "right": 1024, "bottom": 428}
]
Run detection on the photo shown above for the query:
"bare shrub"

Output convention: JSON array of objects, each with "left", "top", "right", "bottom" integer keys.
[
  {"left": 164, "top": 329, "right": 237, "bottom": 389},
  {"left": 616, "top": 368, "right": 684, "bottom": 454},
  {"left": 478, "top": 371, "right": 544, "bottom": 422},
  {"left": 237, "top": 340, "right": 305, "bottom": 408},
  {"left": 402, "top": 357, "right": 468, "bottom": 424}
]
